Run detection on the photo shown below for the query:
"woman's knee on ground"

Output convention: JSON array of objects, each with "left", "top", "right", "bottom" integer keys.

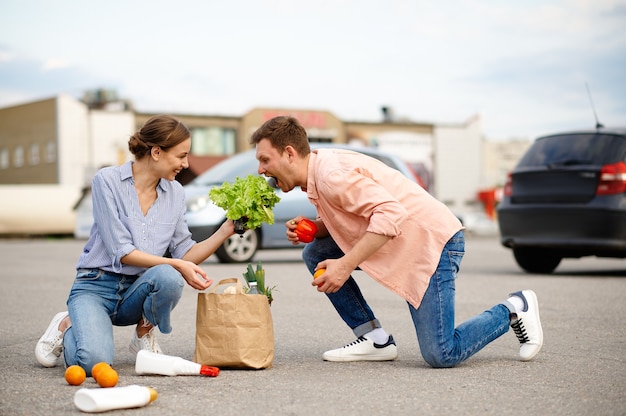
[
  {"left": 76, "top": 352, "right": 113, "bottom": 377},
  {"left": 64, "top": 328, "right": 114, "bottom": 377}
]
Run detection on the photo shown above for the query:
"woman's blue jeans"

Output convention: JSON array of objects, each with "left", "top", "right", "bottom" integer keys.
[
  {"left": 63, "top": 264, "right": 184, "bottom": 375},
  {"left": 302, "top": 231, "right": 511, "bottom": 368}
]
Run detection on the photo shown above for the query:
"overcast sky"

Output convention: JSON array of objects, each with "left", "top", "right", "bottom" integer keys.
[{"left": 1, "top": 0, "right": 624, "bottom": 140}]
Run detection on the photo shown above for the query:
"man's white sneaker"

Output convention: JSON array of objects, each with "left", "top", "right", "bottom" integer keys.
[
  {"left": 35, "top": 311, "right": 69, "bottom": 367},
  {"left": 323, "top": 335, "right": 398, "bottom": 362},
  {"left": 509, "top": 290, "right": 543, "bottom": 361},
  {"left": 129, "top": 327, "right": 162, "bottom": 355}
]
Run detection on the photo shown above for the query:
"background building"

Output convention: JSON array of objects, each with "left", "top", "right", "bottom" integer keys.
[{"left": 0, "top": 93, "right": 529, "bottom": 235}]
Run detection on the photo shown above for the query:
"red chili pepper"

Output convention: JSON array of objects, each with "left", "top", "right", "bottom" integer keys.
[
  {"left": 199, "top": 365, "right": 220, "bottom": 377},
  {"left": 295, "top": 218, "right": 318, "bottom": 243}
]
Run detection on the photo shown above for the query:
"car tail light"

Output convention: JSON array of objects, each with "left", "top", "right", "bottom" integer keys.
[
  {"left": 596, "top": 161, "right": 626, "bottom": 195},
  {"left": 503, "top": 172, "right": 513, "bottom": 197}
]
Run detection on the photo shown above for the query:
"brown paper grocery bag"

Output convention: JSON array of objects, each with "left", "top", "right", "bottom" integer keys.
[{"left": 194, "top": 278, "right": 274, "bottom": 369}]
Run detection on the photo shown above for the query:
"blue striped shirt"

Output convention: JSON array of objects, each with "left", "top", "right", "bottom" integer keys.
[{"left": 77, "top": 161, "right": 196, "bottom": 275}]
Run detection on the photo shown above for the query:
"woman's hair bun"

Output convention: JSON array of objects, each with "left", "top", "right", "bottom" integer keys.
[
  {"left": 127, "top": 115, "right": 190, "bottom": 160},
  {"left": 128, "top": 132, "right": 151, "bottom": 158}
]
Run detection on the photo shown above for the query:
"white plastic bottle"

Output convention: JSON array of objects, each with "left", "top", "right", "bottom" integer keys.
[
  {"left": 74, "top": 385, "right": 157, "bottom": 413},
  {"left": 135, "top": 350, "right": 220, "bottom": 377}
]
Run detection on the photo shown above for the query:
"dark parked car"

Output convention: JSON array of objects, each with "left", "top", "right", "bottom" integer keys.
[
  {"left": 185, "top": 144, "right": 422, "bottom": 263},
  {"left": 497, "top": 128, "right": 626, "bottom": 273}
]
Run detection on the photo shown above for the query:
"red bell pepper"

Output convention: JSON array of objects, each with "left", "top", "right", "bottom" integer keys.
[{"left": 295, "top": 218, "right": 317, "bottom": 243}]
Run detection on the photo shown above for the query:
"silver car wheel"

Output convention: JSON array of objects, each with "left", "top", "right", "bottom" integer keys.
[{"left": 218, "top": 228, "right": 259, "bottom": 263}]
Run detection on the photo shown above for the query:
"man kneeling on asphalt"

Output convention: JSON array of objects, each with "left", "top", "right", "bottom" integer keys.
[{"left": 250, "top": 115, "right": 543, "bottom": 367}]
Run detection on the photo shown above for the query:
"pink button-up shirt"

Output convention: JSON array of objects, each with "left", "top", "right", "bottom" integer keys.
[{"left": 306, "top": 149, "right": 463, "bottom": 309}]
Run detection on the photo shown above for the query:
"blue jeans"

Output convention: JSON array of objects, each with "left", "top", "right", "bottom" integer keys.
[
  {"left": 63, "top": 264, "right": 184, "bottom": 375},
  {"left": 302, "top": 231, "right": 511, "bottom": 368}
]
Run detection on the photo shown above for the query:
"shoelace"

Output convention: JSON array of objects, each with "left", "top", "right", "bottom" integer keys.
[
  {"left": 43, "top": 332, "right": 63, "bottom": 355},
  {"left": 511, "top": 318, "right": 529, "bottom": 344},
  {"left": 141, "top": 330, "right": 162, "bottom": 353},
  {"left": 342, "top": 336, "right": 367, "bottom": 349},
  {"left": 137, "top": 316, "right": 161, "bottom": 353}
]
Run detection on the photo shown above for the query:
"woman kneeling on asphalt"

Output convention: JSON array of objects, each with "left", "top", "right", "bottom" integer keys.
[{"left": 35, "top": 115, "right": 235, "bottom": 376}]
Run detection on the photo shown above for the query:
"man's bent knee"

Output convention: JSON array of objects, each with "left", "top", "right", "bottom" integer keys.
[{"left": 421, "top": 350, "right": 459, "bottom": 368}]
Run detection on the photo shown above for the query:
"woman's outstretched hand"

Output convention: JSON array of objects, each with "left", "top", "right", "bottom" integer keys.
[{"left": 174, "top": 259, "right": 212, "bottom": 290}]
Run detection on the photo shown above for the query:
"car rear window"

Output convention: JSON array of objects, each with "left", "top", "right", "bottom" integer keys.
[{"left": 516, "top": 132, "right": 626, "bottom": 168}]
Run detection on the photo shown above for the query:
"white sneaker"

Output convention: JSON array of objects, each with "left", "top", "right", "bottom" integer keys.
[
  {"left": 323, "top": 335, "right": 398, "bottom": 362},
  {"left": 509, "top": 290, "right": 543, "bottom": 361},
  {"left": 129, "top": 327, "right": 162, "bottom": 355},
  {"left": 35, "top": 311, "right": 69, "bottom": 367}
]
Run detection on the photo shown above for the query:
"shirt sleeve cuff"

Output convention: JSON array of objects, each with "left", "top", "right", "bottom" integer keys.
[{"left": 113, "top": 244, "right": 137, "bottom": 272}]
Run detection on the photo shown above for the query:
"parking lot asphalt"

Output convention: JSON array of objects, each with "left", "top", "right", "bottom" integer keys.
[{"left": 1, "top": 236, "right": 625, "bottom": 416}]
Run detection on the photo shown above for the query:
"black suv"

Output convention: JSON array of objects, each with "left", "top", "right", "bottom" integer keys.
[{"left": 497, "top": 128, "right": 626, "bottom": 273}]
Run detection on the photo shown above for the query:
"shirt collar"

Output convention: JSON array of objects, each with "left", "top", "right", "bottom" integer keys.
[
  {"left": 121, "top": 161, "right": 134, "bottom": 181},
  {"left": 306, "top": 150, "right": 319, "bottom": 200}
]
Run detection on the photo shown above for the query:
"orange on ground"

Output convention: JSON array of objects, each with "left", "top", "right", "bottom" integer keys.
[
  {"left": 96, "top": 366, "right": 119, "bottom": 388},
  {"left": 313, "top": 269, "right": 326, "bottom": 279},
  {"left": 64, "top": 365, "right": 86, "bottom": 386},
  {"left": 91, "top": 362, "right": 111, "bottom": 380}
]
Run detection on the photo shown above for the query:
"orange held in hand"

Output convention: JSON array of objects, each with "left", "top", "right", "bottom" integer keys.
[
  {"left": 65, "top": 365, "right": 86, "bottom": 386},
  {"left": 313, "top": 269, "right": 326, "bottom": 279},
  {"left": 92, "top": 362, "right": 119, "bottom": 388}
]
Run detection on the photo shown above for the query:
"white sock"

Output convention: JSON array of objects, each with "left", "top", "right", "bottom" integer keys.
[
  {"left": 363, "top": 328, "right": 389, "bottom": 344},
  {"left": 506, "top": 295, "right": 525, "bottom": 314}
]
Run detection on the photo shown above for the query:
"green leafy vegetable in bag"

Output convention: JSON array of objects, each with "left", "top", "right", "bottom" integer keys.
[{"left": 209, "top": 175, "right": 281, "bottom": 231}]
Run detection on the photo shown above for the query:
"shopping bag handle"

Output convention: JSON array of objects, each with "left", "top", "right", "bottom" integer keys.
[{"left": 209, "top": 277, "right": 243, "bottom": 294}]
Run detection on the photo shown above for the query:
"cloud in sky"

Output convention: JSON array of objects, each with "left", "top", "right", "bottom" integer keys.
[{"left": 0, "top": 0, "right": 624, "bottom": 139}]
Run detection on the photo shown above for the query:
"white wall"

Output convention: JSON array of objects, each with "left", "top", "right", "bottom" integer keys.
[
  {"left": 56, "top": 94, "right": 89, "bottom": 186},
  {"left": 0, "top": 185, "right": 80, "bottom": 234},
  {"left": 482, "top": 138, "right": 532, "bottom": 189},
  {"left": 57, "top": 97, "right": 135, "bottom": 187},
  {"left": 86, "top": 110, "right": 135, "bottom": 184},
  {"left": 433, "top": 115, "right": 483, "bottom": 215}
]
